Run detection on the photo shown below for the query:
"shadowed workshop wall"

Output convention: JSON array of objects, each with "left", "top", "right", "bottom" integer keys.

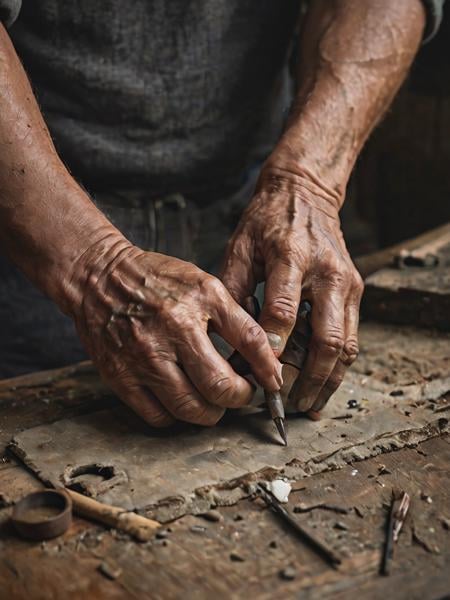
[{"left": 347, "top": 8, "right": 450, "bottom": 254}]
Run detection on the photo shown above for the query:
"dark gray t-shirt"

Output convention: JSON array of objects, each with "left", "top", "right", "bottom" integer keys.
[{"left": 0, "top": 0, "right": 445, "bottom": 201}]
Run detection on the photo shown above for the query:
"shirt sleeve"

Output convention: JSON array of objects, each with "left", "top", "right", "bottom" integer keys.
[
  {"left": 421, "top": 0, "right": 445, "bottom": 42},
  {"left": 0, "top": 0, "right": 21, "bottom": 27}
]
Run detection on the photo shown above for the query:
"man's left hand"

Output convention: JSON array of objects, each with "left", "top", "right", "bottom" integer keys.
[{"left": 221, "top": 166, "right": 364, "bottom": 413}]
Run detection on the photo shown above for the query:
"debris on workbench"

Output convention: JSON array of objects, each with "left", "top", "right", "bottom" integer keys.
[
  {"left": 420, "top": 492, "right": 433, "bottom": 504},
  {"left": 433, "top": 404, "right": 450, "bottom": 413},
  {"left": 389, "top": 389, "right": 404, "bottom": 397},
  {"left": 256, "top": 483, "right": 341, "bottom": 567},
  {"left": 279, "top": 566, "right": 297, "bottom": 581},
  {"left": 347, "top": 399, "right": 360, "bottom": 409},
  {"left": 156, "top": 529, "right": 169, "bottom": 539},
  {"left": 98, "top": 560, "right": 122, "bottom": 580},
  {"left": 10, "top": 360, "right": 449, "bottom": 521},
  {"left": 377, "top": 464, "right": 392, "bottom": 475},
  {"left": 413, "top": 526, "right": 440, "bottom": 554},
  {"left": 440, "top": 517, "right": 450, "bottom": 530},
  {"left": 333, "top": 521, "right": 349, "bottom": 531},
  {"left": 264, "top": 479, "right": 292, "bottom": 504},
  {"left": 381, "top": 490, "right": 410, "bottom": 575},
  {"left": 354, "top": 506, "right": 365, "bottom": 518},
  {"left": 190, "top": 525, "right": 206, "bottom": 534},
  {"left": 293, "top": 503, "right": 349, "bottom": 515},
  {"left": 351, "top": 469, "right": 359, "bottom": 477},
  {"left": 229, "top": 551, "right": 246, "bottom": 562},
  {"left": 199, "top": 509, "right": 223, "bottom": 523}
]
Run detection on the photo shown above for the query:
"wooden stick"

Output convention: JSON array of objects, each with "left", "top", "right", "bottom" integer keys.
[
  {"left": 65, "top": 488, "right": 160, "bottom": 542},
  {"left": 354, "top": 222, "right": 450, "bottom": 278}
]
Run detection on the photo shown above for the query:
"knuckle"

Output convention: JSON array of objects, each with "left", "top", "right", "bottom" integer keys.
[
  {"left": 324, "top": 269, "right": 349, "bottom": 290},
  {"left": 264, "top": 298, "right": 297, "bottom": 329},
  {"left": 172, "top": 394, "right": 223, "bottom": 425},
  {"left": 341, "top": 338, "right": 359, "bottom": 365},
  {"left": 87, "top": 270, "right": 101, "bottom": 289},
  {"left": 207, "top": 376, "right": 241, "bottom": 407},
  {"left": 172, "top": 393, "right": 200, "bottom": 421},
  {"left": 109, "top": 368, "right": 136, "bottom": 390},
  {"left": 240, "top": 320, "right": 266, "bottom": 350},
  {"left": 352, "top": 272, "right": 365, "bottom": 296},
  {"left": 108, "top": 269, "right": 122, "bottom": 288},
  {"left": 315, "top": 332, "right": 345, "bottom": 355},
  {"left": 203, "top": 275, "right": 226, "bottom": 298},
  {"left": 140, "top": 405, "right": 172, "bottom": 428},
  {"left": 274, "top": 245, "right": 302, "bottom": 267}
]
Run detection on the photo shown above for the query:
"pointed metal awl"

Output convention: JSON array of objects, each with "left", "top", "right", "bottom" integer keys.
[{"left": 274, "top": 416, "right": 287, "bottom": 446}]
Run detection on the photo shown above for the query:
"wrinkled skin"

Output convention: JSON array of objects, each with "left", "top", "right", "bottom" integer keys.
[
  {"left": 71, "top": 244, "right": 282, "bottom": 426},
  {"left": 222, "top": 167, "right": 363, "bottom": 413},
  {"left": 0, "top": 1, "right": 425, "bottom": 426},
  {"left": 222, "top": 0, "right": 425, "bottom": 413}
]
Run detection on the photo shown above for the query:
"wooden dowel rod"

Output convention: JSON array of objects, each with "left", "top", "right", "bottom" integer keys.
[{"left": 65, "top": 488, "right": 160, "bottom": 542}]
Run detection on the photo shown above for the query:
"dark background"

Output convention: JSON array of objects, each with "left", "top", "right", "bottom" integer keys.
[{"left": 342, "top": 7, "right": 450, "bottom": 256}]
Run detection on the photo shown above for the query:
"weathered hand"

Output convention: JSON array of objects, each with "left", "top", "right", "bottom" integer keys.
[
  {"left": 221, "top": 167, "right": 364, "bottom": 413},
  {"left": 69, "top": 242, "right": 282, "bottom": 427}
]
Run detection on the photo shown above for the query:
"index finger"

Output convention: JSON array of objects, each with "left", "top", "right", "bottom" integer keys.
[
  {"left": 259, "top": 258, "right": 303, "bottom": 356},
  {"left": 211, "top": 289, "right": 283, "bottom": 393}
]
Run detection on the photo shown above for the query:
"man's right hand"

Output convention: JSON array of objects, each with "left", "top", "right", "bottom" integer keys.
[{"left": 68, "top": 241, "right": 283, "bottom": 427}]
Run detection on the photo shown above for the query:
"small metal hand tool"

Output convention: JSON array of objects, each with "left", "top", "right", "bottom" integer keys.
[
  {"left": 381, "top": 490, "right": 410, "bottom": 575},
  {"left": 228, "top": 298, "right": 312, "bottom": 446},
  {"left": 256, "top": 483, "right": 341, "bottom": 567}
]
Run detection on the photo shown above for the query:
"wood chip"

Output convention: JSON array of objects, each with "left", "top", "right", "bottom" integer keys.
[
  {"left": 98, "top": 561, "right": 122, "bottom": 580},
  {"left": 279, "top": 566, "right": 297, "bottom": 581}
]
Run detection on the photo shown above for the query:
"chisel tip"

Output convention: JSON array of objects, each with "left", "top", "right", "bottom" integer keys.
[{"left": 274, "top": 417, "right": 287, "bottom": 446}]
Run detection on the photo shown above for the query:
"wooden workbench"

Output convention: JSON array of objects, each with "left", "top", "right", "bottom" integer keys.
[
  {"left": 1, "top": 234, "right": 450, "bottom": 599},
  {"left": 0, "top": 319, "right": 449, "bottom": 600}
]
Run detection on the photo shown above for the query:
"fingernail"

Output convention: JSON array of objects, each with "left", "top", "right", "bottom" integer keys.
[
  {"left": 267, "top": 332, "right": 282, "bottom": 351},
  {"left": 297, "top": 396, "right": 314, "bottom": 412},
  {"left": 269, "top": 369, "right": 283, "bottom": 392}
]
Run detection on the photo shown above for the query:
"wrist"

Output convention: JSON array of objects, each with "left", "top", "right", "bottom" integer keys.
[
  {"left": 7, "top": 173, "right": 132, "bottom": 314},
  {"left": 258, "top": 158, "right": 342, "bottom": 217},
  {"left": 55, "top": 226, "right": 135, "bottom": 317}
]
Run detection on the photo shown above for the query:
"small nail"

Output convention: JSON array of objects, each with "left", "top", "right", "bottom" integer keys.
[{"left": 267, "top": 332, "right": 282, "bottom": 351}]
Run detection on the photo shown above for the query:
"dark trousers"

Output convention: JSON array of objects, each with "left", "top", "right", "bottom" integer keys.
[{"left": 0, "top": 175, "right": 257, "bottom": 378}]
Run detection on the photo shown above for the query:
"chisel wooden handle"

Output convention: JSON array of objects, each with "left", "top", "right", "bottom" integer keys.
[{"left": 65, "top": 488, "right": 160, "bottom": 542}]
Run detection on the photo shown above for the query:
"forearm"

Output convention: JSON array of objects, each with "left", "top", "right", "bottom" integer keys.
[
  {"left": 265, "top": 0, "right": 425, "bottom": 207},
  {"left": 0, "top": 24, "right": 127, "bottom": 311}
]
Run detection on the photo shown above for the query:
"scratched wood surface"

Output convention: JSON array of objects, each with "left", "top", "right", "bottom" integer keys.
[
  {"left": 0, "top": 437, "right": 449, "bottom": 599},
  {"left": 0, "top": 320, "right": 449, "bottom": 599}
]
